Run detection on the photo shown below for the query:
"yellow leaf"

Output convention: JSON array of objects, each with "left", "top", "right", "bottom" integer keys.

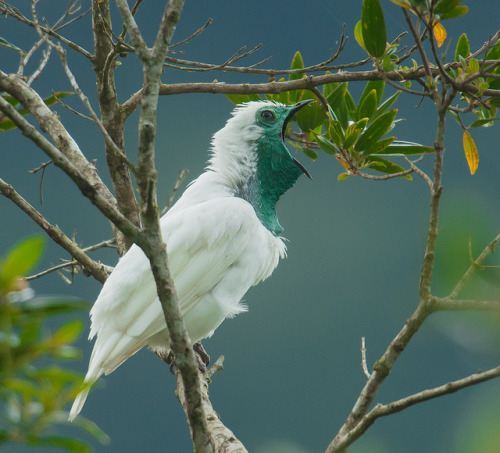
[
  {"left": 433, "top": 22, "right": 447, "bottom": 47},
  {"left": 463, "top": 130, "right": 479, "bottom": 175}
]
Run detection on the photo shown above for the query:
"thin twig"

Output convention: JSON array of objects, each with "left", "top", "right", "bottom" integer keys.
[
  {"left": 361, "top": 337, "right": 371, "bottom": 379},
  {"left": 170, "top": 18, "right": 213, "bottom": 49},
  {"left": 0, "top": 176, "right": 110, "bottom": 284},
  {"left": 28, "top": 239, "right": 117, "bottom": 281},
  {"left": 162, "top": 169, "right": 189, "bottom": 215}
]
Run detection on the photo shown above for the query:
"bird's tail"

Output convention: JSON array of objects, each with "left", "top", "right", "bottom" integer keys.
[{"left": 69, "top": 379, "right": 97, "bottom": 421}]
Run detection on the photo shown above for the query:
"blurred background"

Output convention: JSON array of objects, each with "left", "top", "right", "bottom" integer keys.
[{"left": 1, "top": 1, "right": 499, "bottom": 451}]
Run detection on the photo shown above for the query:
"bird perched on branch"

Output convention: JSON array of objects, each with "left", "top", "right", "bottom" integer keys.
[{"left": 69, "top": 100, "right": 313, "bottom": 420}]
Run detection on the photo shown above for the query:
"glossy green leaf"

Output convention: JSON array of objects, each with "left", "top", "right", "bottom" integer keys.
[
  {"left": 440, "top": 5, "right": 469, "bottom": 19},
  {"left": 326, "top": 82, "right": 348, "bottom": 110},
  {"left": 289, "top": 51, "right": 306, "bottom": 81},
  {"left": 302, "top": 148, "right": 319, "bottom": 161},
  {"left": 485, "top": 40, "right": 500, "bottom": 61},
  {"left": 338, "top": 173, "right": 350, "bottom": 182},
  {"left": 294, "top": 92, "right": 326, "bottom": 132},
  {"left": 469, "top": 117, "right": 500, "bottom": 128},
  {"left": 322, "top": 78, "right": 338, "bottom": 100},
  {"left": 315, "top": 134, "right": 338, "bottom": 155},
  {"left": 372, "top": 90, "right": 401, "bottom": 121},
  {"left": 435, "top": 0, "right": 461, "bottom": 15},
  {"left": 344, "top": 90, "right": 357, "bottom": 121},
  {"left": 329, "top": 120, "right": 345, "bottom": 143},
  {"left": 455, "top": 33, "right": 470, "bottom": 62},
  {"left": 354, "top": 20, "right": 367, "bottom": 52},
  {"left": 359, "top": 80, "right": 385, "bottom": 107},
  {"left": 367, "top": 156, "right": 412, "bottom": 179},
  {"left": 0, "top": 235, "right": 45, "bottom": 293},
  {"left": 356, "top": 89, "right": 378, "bottom": 121},
  {"left": 365, "top": 136, "right": 396, "bottom": 154},
  {"left": 361, "top": 0, "right": 387, "bottom": 58},
  {"left": 226, "top": 94, "right": 262, "bottom": 105},
  {"left": 375, "top": 141, "right": 435, "bottom": 155},
  {"left": 355, "top": 110, "right": 397, "bottom": 151}
]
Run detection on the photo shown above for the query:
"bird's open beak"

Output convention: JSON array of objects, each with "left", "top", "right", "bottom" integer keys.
[{"left": 282, "top": 99, "right": 314, "bottom": 179}]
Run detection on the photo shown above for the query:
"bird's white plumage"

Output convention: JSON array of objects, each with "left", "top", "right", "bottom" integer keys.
[{"left": 69, "top": 101, "right": 290, "bottom": 420}]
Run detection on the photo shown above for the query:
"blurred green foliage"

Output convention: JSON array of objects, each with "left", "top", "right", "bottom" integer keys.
[{"left": 0, "top": 236, "right": 108, "bottom": 452}]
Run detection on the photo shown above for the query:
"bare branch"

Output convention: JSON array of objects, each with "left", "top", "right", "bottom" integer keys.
[
  {"left": 170, "top": 18, "right": 213, "bottom": 49},
  {"left": 430, "top": 296, "right": 500, "bottom": 312},
  {"left": 449, "top": 233, "right": 500, "bottom": 300},
  {"left": 0, "top": 177, "right": 109, "bottom": 283},
  {"left": 1, "top": 2, "right": 93, "bottom": 59},
  {"left": 28, "top": 239, "right": 116, "bottom": 281},
  {"left": 340, "top": 365, "right": 500, "bottom": 449},
  {"left": 0, "top": 87, "right": 140, "bottom": 241}
]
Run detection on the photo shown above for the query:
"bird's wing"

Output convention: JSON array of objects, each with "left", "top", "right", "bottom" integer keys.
[{"left": 86, "top": 196, "right": 281, "bottom": 378}]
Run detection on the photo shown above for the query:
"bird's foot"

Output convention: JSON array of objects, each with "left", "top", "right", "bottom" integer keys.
[{"left": 193, "top": 341, "right": 210, "bottom": 373}]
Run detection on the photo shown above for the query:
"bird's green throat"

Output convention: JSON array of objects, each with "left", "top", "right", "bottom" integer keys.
[{"left": 246, "top": 134, "right": 302, "bottom": 236}]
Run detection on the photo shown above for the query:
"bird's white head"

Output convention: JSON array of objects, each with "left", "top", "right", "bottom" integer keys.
[{"left": 208, "top": 100, "right": 313, "bottom": 235}]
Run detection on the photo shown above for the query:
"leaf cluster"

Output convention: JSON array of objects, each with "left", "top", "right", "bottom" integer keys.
[{"left": 0, "top": 236, "right": 108, "bottom": 452}]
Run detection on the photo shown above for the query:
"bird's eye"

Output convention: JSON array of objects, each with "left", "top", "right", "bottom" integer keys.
[{"left": 260, "top": 109, "right": 276, "bottom": 121}]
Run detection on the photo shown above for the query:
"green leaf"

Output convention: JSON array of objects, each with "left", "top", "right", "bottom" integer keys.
[
  {"left": 455, "top": 33, "right": 470, "bottom": 62},
  {"left": 376, "top": 141, "right": 435, "bottom": 155},
  {"left": 361, "top": 0, "right": 387, "bottom": 58},
  {"left": 440, "top": 5, "right": 469, "bottom": 19},
  {"left": 289, "top": 51, "right": 306, "bottom": 81},
  {"left": 0, "top": 235, "right": 45, "bottom": 293},
  {"left": 226, "top": 94, "right": 262, "bottom": 105},
  {"left": 356, "top": 89, "right": 379, "bottom": 121},
  {"left": 469, "top": 117, "right": 500, "bottom": 128},
  {"left": 322, "top": 78, "right": 338, "bottom": 100},
  {"left": 365, "top": 136, "right": 396, "bottom": 154},
  {"left": 314, "top": 134, "right": 338, "bottom": 155},
  {"left": 50, "top": 320, "right": 84, "bottom": 346},
  {"left": 71, "top": 416, "right": 111, "bottom": 445},
  {"left": 485, "top": 40, "right": 500, "bottom": 61},
  {"left": 326, "top": 82, "right": 348, "bottom": 111},
  {"left": 338, "top": 173, "right": 350, "bottom": 182},
  {"left": 294, "top": 92, "right": 326, "bottom": 132},
  {"left": 355, "top": 109, "right": 397, "bottom": 152},
  {"left": 367, "top": 156, "right": 412, "bottom": 179},
  {"left": 359, "top": 80, "right": 385, "bottom": 107},
  {"left": 354, "top": 20, "right": 367, "bottom": 52},
  {"left": 289, "top": 52, "right": 306, "bottom": 103},
  {"left": 435, "top": 0, "right": 461, "bottom": 15},
  {"left": 302, "top": 148, "right": 319, "bottom": 161},
  {"left": 0, "top": 37, "right": 24, "bottom": 53},
  {"left": 372, "top": 90, "right": 401, "bottom": 121}
]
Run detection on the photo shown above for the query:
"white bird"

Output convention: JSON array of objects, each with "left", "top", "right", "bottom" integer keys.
[{"left": 69, "top": 100, "right": 312, "bottom": 420}]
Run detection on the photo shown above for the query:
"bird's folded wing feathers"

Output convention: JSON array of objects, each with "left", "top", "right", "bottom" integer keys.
[{"left": 86, "top": 196, "right": 277, "bottom": 377}]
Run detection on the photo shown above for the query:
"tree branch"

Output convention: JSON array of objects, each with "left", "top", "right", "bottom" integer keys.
[
  {"left": 0, "top": 177, "right": 109, "bottom": 284},
  {"left": 449, "top": 233, "right": 500, "bottom": 300},
  {"left": 341, "top": 364, "right": 500, "bottom": 447},
  {"left": 0, "top": 89, "right": 140, "bottom": 242},
  {"left": 115, "top": 0, "right": 214, "bottom": 451}
]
